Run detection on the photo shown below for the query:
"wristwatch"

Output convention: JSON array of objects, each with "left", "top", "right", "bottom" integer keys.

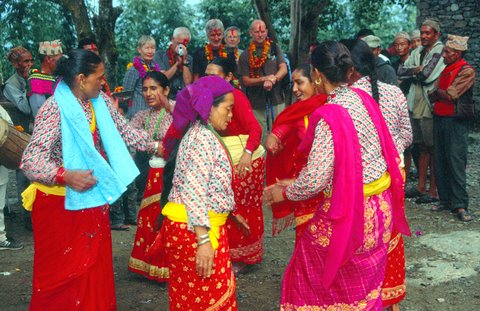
[{"left": 182, "top": 62, "right": 190, "bottom": 66}]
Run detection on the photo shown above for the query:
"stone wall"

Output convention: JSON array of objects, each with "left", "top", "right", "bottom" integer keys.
[{"left": 416, "top": 0, "right": 480, "bottom": 113}]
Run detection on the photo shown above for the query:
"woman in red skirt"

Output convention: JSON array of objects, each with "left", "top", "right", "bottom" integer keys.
[
  {"left": 21, "top": 49, "right": 161, "bottom": 310},
  {"left": 159, "top": 76, "right": 240, "bottom": 310},
  {"left": 128, "top": 71, "right": 174, "bottom": 282},
  {"left": 265, "top": 64, "right": 327, "bottom": 243},
  {"left": 205, "top": 57, "right": 265, "bottom": 273}
]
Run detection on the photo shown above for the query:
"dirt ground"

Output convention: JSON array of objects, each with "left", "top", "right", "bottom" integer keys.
[{"left": 2, "top": 133, "right": 480, "bottom": 311}]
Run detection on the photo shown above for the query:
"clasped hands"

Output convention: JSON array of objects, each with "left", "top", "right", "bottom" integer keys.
[{"left": 263, "top": 178, "right": 295, "bottom": 205}]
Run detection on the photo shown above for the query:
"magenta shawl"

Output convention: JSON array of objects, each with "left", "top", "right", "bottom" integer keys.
[{"left": 296, "top": 88, "right": 411, "bottom": 289}]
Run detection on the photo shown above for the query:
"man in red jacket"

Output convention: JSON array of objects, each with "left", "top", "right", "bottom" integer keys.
[{"left": 429, "top": 34, "right": 476, "bottom": 221}]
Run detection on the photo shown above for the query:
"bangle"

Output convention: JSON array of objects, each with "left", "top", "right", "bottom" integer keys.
[
  {"left": 55, "top": 167, "right": 66, "bottom": 185},
  {"left": 183, "top": 62, "right": 190, "bottom": 66},
  {"left": 244, "top": 149, "right": 253, "bottom": 155},
  {"left": 197, "top": 238, "right": 211, "bottom": 246},
  {"left": 197, "top": 233, "right": 209, "bottom": 241},
  {"left": 282, "top": 186, "right": 289, "bottom": 201}
]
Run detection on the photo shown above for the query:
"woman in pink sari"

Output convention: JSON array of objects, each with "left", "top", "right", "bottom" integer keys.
[{"left": 264, "top": 41, "right": 410, "bottom": 310}]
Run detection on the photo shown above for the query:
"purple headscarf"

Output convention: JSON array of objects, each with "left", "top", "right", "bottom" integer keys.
[{"left": 163, "top": 76, "right": 234, "bottom": 158}]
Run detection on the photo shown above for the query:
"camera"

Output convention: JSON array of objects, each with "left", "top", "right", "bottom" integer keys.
[{"left": 177, "top": 45, "right": 185, "bottom": 57}]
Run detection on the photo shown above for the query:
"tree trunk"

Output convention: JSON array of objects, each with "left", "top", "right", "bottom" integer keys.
[
  {"left": 252, "top": 0, "right": 278, "bottom": 43},
  {"left": 288, "top": 0, "right": 329, "bottom": 69},
  {"left": 50, "top": 0, "right": 93, "bottom": 39},
  {"left": 93, "top": 0, "right": 123, "bottom": 86}
]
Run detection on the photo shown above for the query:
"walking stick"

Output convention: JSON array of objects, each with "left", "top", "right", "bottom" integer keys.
[{"left": 265, "top": 92, "right": 274, "bottom": 132}]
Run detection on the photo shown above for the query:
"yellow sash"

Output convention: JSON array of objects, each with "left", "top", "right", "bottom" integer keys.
[
  {"left": 363, "top": 172, "right": 391, "bottom": 197},
  {"left": 324, "top": 172, "right": 391, "bottom": 198},
  {"left": 22, "top": 182, "right": 66, "bottom": 211},
  {"left": 221, "top": 135, "right": 265, "bottom": 166},
  {"left": 161, "top": 202, "right": 228, "bottom": 250}
]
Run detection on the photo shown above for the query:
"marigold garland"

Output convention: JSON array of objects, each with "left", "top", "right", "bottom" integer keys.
[
  {"left": 248, "top": 39, "right": 271, "bottom": 78},
  {"left": 126, "top": 56, "right": 160, "bottom": 79},
  {"left": 204, "top": 43, "right": 227, "bottom": 62},
  {"left": 233, "top": 48, "right": 240, "bottom": 61}
]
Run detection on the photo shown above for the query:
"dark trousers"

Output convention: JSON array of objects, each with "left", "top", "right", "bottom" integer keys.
[
  {"left": 433, "top": 116, "right": 469, "bottom": 210},
  {"left": 109, "top": 182, "right": 138, "bottom": 225}
]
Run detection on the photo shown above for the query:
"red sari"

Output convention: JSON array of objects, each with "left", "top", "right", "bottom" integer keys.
[
  {"left": 221, "top": 89, "right": 265, "bottom": 265},
  {"left": 30, "top": 191, "right": 116, "bottom": 311},
  {"left": 128, "top": 166, "right": 169, "bottom": 282},
  {"left": 266, "top": 94, "right": 327, "bottom": 241}
]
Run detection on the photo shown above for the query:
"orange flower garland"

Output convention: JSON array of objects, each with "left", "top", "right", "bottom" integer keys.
[
  {"left": 248, "top": 39, "right": 271, "bottom": 78},
  {"left": 205, "top": 43, "right": 227, "bottom": 62}
]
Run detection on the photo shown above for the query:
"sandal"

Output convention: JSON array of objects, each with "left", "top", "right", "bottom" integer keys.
[
  {"left": 111, "top": 224, "right": 130, "bottom": 231},
  {"left": 405, "top": 187, "right": 424, "bottom": 198},
  {"left": 415, "top": 194, "right": 439, "bottom": 204},
  {"left": 457, "top": 210, "right": 474, "bottom": 222},
  {"left": 431, "top": 203, "right": 450, "bottom": 212}
]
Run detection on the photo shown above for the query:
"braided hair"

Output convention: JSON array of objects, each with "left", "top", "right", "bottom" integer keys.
[{"left": 340, "top": 39, "right": 380, "bottom": 103}]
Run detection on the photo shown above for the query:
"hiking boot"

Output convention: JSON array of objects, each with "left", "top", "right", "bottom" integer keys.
[{"left": 0, "top": 239, "right": 24, "bottom": 251}]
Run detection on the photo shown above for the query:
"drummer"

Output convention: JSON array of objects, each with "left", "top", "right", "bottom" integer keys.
[{"left": 0, "top": 106, "right": 24, "bottom": 250}]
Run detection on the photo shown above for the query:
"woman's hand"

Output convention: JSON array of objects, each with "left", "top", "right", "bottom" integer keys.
[
  {"left": 196, "top": 242, "right": 215, "bottom": 278},
  {"left": 263, "top": 178, "right": 295, "bottom": 205},
  {"left": 265, "top": 134, "right": 282, "bottom": 154},
  {"left": 231, "top": 214, "right": 251, "bottom": 235},
  {"left": 155, "top": 143, "right": 164, "bottom": 157},
  {"left": 237, "top": 151, "right": 252, "bottom": 178},
  {"left": 64, "top": 170, "right": 97, "bottom": 192}
]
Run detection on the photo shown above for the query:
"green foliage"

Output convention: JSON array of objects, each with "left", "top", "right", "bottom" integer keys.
[
  {"left": 0, "top": 0, "right": 76, "bottom": 82},
  {"left": 0, "top": 0, "right": 417, "bottom": 85},
  {"left": 198, "top": 0, "right": 256, "bottom": 50},
  {"left": 317, "top": 0, "right": 417, "bottom": 45}
]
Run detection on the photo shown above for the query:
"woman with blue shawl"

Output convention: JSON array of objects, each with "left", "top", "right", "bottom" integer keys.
[{"left": 20, "top": 49, "right": 162, "bottom": 310}]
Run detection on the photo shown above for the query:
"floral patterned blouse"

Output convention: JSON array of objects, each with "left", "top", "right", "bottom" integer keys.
[
  {"left": 21, "top": 92, "right": 156, "bottom": 185},
  {"left": 353, "top": 76, "right": 412, "bottom": 154},
  {"left": 168, "top": 121, "right": 235, "bottom": 231},
  {"left": 286, "top": 85, "right": 387, "bottom": 201},
  {"left": 129, "top": 100, "right": 175, "bottom": 141}
]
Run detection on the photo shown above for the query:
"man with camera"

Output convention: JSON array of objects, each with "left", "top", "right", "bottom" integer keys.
[{"left": 154, "top": 27, "right": 193, "bottom": 100}]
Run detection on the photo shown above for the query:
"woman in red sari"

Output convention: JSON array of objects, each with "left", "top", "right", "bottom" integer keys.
[
  {"left": 128, "top": 71, "right": 174, "bottom": 282},
  {"left": 159, "top": 76, "right": 239, "bottom": 310},
  {"left": 205, "top": 57, "right": 265, "bottom": 274},
  {"left": 265, "top": 64, "right": 327, "bottom": 242},
  {"left": 20, "top": 49, "right": 162, "bottom": 310}
]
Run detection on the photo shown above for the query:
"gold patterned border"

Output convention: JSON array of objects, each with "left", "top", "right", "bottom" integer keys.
[
  {"left": 281, "top": 285, "right": 381, "bottom": 311},
  {"left": 128, "top": 256, "right": 169, "bottom": 279},
  {"left": 206, "top": 272, "right": 236, "bottom": 311},
  {"left": 139, "top": 193, "right": 161, "bottom": 210}
]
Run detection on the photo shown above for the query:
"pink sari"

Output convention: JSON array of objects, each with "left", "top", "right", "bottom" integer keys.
[{"left": 280, "top": 88, "right": 410, "bottom": 310}]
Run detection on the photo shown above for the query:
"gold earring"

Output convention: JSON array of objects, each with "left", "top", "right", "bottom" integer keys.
[
  {"left": 314, "top": 78, "right": 322, "bottom": 86},
  {"left": 80, "top": 84, "right": 85, "bottom": 90}
]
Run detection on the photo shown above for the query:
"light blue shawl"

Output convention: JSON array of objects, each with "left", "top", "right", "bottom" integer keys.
[{"left": 55, "top": 81, "right": 139, "bottom": 210}]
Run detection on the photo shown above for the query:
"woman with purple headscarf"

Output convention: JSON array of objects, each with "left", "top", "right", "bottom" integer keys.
[{"left": 157, "top": 76, "right": 238, "bottom": 310}]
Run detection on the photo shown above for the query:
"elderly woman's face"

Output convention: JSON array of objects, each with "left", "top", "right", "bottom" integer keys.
[
  {"left": 138, "top": 42, "right": 156, "bottom": 62},
  {"left": 80, "top": 63, "right": 105, "bottom": 99},
  {"left": 209, "top": 92, "right": 234, "bottom": 131}
]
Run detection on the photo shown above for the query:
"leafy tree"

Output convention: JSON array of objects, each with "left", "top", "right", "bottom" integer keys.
[
  {"left": 0, "top": 0, "right": 76, "bottom": 81},
  {"left": 198, "top": 0, "right": 256, "bottom": 50}
]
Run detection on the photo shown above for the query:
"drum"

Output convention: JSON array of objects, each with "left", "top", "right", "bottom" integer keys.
[{"left": 0, "top": 118, "right": 31, "bottom": 169}]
